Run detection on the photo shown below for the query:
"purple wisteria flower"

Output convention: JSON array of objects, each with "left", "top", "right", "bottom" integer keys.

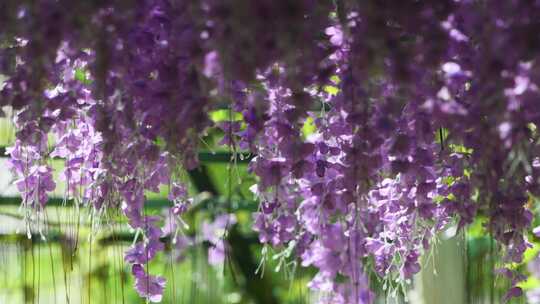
[
  {"left": 132, "top": 264, "right": 166, "bottom": 303},
  {"left": 4, "top": 1, "right": 540, "bottom": 303}
]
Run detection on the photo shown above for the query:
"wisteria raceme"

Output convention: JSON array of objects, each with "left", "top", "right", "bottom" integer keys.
[{"left": 1, "top": 1, "right": 540, "bottom": 303}]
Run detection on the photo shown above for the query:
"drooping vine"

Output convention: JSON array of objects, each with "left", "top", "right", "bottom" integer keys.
[{"left": 2, "top": 1, "right": 540, "bottom": 303}]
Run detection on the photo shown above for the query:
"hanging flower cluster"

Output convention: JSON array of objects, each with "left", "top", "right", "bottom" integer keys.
[{"left": 2, "top": 1, "right": 540, "bottom": 303}]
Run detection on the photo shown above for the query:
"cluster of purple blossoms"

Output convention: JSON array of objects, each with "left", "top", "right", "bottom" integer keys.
[{"left": 2, "top": 1, "right": 540, "bottom": 303}]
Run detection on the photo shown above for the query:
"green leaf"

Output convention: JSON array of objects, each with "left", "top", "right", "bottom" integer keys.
[
  {"left": 209, "top": 109, "right": 243, "bottom": 122},
  {"left": 302, "top": 116, "right": 316, "bottom": 137},
  {"left": 75, "top": 68, "right": 92, "bottom": 85},
  {"left": 323, "top": 85, "right": 339, "bottom": 96},
  {"left": 330, "top": 75, "right": 341, "bottom": 84}
]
